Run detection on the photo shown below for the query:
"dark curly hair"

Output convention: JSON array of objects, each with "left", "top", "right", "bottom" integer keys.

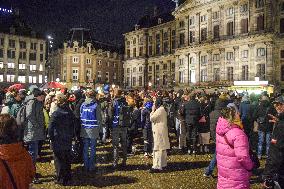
[{"left": 0, "top": 114, "right": 18, "bottom": 144}]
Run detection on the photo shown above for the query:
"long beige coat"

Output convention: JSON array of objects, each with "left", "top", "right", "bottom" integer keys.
[{"left": 150, "top": 106, "right": 170, "bottom": 151}]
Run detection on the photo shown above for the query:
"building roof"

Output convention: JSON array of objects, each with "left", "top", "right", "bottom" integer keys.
[
  {"left": 134, "top": 12, "right": 174, "bottom": 30},
  {"left": 0, "top": 8, "right": 44, "bottom": 39},
  {"left": 66, "top": 28, "right": 123, "bottom": 53}
]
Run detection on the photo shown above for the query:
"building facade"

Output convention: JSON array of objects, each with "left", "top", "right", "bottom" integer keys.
[
  {"left": 0, "top": 9, "right": 46, "bottom": 87},
  {"left": 124, "top": 0, "right": 284, "bottom": 91},
  {"left": 50, "top": 28, "right": 123, "bottom": 88}
]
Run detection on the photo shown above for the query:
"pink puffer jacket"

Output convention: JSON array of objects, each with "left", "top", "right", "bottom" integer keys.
[{"left": 216, "top": 117, "right": 254, "bottom": 189}]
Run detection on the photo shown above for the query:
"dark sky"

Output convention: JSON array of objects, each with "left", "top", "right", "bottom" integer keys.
[{"left": 1, "top": 0, "right": 175, "bottom": 47}]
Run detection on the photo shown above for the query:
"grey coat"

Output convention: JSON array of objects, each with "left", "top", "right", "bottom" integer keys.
[
  {"left": 80, "top": 98, "right": 102, "bottom": 139},
  {"left": 24, "top": 99, "right": 46, "bottom": 142}
]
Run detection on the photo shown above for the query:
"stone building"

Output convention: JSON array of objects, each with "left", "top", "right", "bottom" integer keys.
[
  {"left": 124, "top": 0, "right": 284, "bottom": 91},
  {"left": 50, "top": 28, "right": 123, "bottom": 88},
  {"left": 0, "top": 8, "right": 46, "bottom": 87}
]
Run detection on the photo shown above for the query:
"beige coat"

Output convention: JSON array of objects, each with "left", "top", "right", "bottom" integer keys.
[{"left": 150, "top": 106, "right": 170, "bottom": 151}]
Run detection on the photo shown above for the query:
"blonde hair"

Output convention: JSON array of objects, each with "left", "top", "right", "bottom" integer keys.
[{"left": 221, "top": 107, "right": 236, "bottom": 124}]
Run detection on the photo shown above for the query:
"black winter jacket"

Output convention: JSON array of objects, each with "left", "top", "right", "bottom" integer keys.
[
  {"left": 181, "top": 99, "right": 201, "bottom": 125},
  {"left": 253, "top": 100, "right": 275, "bottom": 132}
]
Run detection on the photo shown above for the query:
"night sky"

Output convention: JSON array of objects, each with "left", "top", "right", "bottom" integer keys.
[{"left": 1, "top": 0, "right": 175, "bottom": 47}]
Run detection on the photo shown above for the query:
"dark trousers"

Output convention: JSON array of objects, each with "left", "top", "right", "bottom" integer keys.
[
  {"left": 112, "top": 127, "right": 128, "bottom": 164},
  {"left": 127, "top": 130, "right": 135, "bottom": 153},
  {"left": 186, "top": 123, "right": 198, "bottom": 150},
  {"left": 143, "top": 127, "right": 153, "bottom": 154},
  {"left": 53, "top": 150, "right": 71, "bottom": 184}
]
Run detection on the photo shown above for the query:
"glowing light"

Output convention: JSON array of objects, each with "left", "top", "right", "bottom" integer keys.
[
  {"left": 0, "top": 7, "right": 12, "bottom": 13},
  {"left": 234, "top": 81, "right": 268, "bottom": 86},
  {"left": 148, "top": 82, "right": 152, "bottom": 87}
]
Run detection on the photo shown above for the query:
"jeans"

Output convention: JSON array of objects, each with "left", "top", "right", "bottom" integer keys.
[
  {"left": 205, "top": 152, "right": 216, "bottom": 175},
  {"left": 175, "top": 118, "right": 180, "bottom": 139},
  {"left": 112, "top": 127, "right": 128, "bottom": 165},
  {"left": 186, "top": 123, "right": 198, "bottom": 151},
  {"left": 101, "top": 126, "right": 107, "bottom": 143},
  {"left": 257, "top": 131, "right": 271, "bottom": 157},
  {"left": 27, "top": 140, "right": 39, "bottom": 164},
  {"left": 83, "top": 138, "right": 97, "bottom": 171}
]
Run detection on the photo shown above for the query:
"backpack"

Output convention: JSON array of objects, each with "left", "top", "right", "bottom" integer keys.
[
  {"left": 16, "top": 104, "right": 27, "bottom": 126},
  {"left": 113, "top": 100, "right": 133, "bottom": 128}
]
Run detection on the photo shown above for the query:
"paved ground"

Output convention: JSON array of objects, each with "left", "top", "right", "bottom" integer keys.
[{"left": 33, "top": 142, "right": 264, "bottom": 189}]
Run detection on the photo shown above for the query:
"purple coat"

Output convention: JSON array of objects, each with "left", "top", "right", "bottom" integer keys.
[{"left": 216, "top": 117, "right": 254, "bottom": 189}]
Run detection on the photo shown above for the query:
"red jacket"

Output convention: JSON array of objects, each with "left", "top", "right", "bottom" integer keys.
[{"left": 0, "top": 143, "right": 35, "bottom": 189}]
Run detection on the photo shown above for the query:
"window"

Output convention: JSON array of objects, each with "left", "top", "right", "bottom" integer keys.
[
  {"left": 213, "top": 25, "right": 220, "bottom": 39},
  {"left": 40, "top": 54, "right": 44, "bottom": 62},
  {"left": 201, "top": 28, "right": 207, "bottom": 41},
  {"left": 98, "top": 60, "right": 102, "bottom": 66},
  {"left": 257, "top": 48, "right": 265, "bottom": 57},
  {"left": 105, "top": 72, "right": 109, "bottom": 82},
  {"left": 163, "top": 42, "right": 169, "bottom": 53},
  {"left": 213, "top": 54, "right": 220, "bottom": 61},
  {"left": 281, "top": 50, "right": 284, "bottom": 59},
  {"left": 200, "top": 15, "right": 207, "bottom": 22},
  {"left": 227, "top": 67, "right": 234, "bottom": 81},
  {"left": 0, "top": 49, "right": 3, "bottom": 58},
  {"left": 107, "top": 62, "right": 110, "bottom": 67},
  {"left": 281, "top": 2, "right": 284, "bottom": 12},
  {"left": 226, "top": 52, "right": 234, "bottom": 60},
  {"left": 18, "top": 76, "right": 26, "bottom": 83},
  {"left": 189, "top": 31, "right": 195, "bottom": 43},
  {"left": 97, "top": 71, "right": 102, "bottom": 82},
  {"left": 227, "top": 7, "right": 234, "bottom": 16},
  {"left": 0, "top": 38, "right": 4, "bottom": 46},
  {"left": 127, "top": 41, "right": 130, "bottom": 46},
  {"left": 148, "top": 46, "right": 152, "bottom": 56},
  {"left": 227, "top": 22, "right": 234, "bottom": 36},
  {"left": 148, "top": 66, "right": 152, "bottom": 72},
  {"left": 163, "top": 63, "right": 167, "bottom": 70},
  {"left": 114, "top": 63, "right": 117, "bottom": 67},
  {"left": 240, "top": 4, "right": 248, "bottom": 12},
  {"left": 201, "top": 69, "right": 207, "bottom": 82},
  {"left": 127, "top": 68, "right": 130, "bottom": 73},
  {"left": 20, "top": 41, "right": 26, "bottom": 49},
  {"left": 139, "top": 76, "right": 143, "bottom": 86},
  {"left": 133, "top": 48, "right": 136, "bottom": 57},
  {"left": 156, "top": 34, "right": 161, "bottom": 54},
  {"left": 29, "top": 76, "right": 37, "bottom": 83},
  {"left": 163, "top": 32, "right": 168, "bottom": 39},
  {"left": 113, "top": 73, "right": 117, "bottom": 80},
  {"left": 0, "top": 75, "right": 3, "bottom": 82},
  {"left": 162, "top": 75, "right": 167, "bottom": 85},
  {"left": 39, "top": 64, "right": 43, "bottom": 71},
  {"left": 72, "top": 69, "right": 78, "bottom": 81},
  {"left": 241, "top": 50, "right": 249, "bottom": 58},
  {"left": 242, "top": 65, "right": 249, "bottom": 80},
  {"left": 133, "top": 38, "right": 136, "bottom": 45},
  {"left": 179, "top": 71, "right": 184, "bottom": 83},
  {"left": 256, "top": 64, "right": 265, "bottom": 79},
  {"left": 280, "top": 18, "right": 284, "bottom": 34},
  {"left": 19, "top": 52, "right": 26, "bottom": 60},
  {"left": 179, "top": 33, "right": 185, "bottom": 46},
  {"left": 0, "top": 62, "right": 3, "bottom": 68},
  {"left": 31, "top": 42, "right": 37, "bottom": 50},
  {"left": 29, "top": 64, "right": 36, "bottom": 71},
  {"left": 86, "top": 69, "right": 92, "bottom": 81},
  {"left": 171, "top": 62, "right": 175, "bottom": 69},
  {"left": 19, "top": 64, "right": 26, "bottom": 69},
  {"left": 73, "top": 57, "right": 79, "bottom": 63},
  {"left": 7, "top": 50, "right": 15, "bottom": 59},
  {"left": 179, "top": 21, "right": 185, "bottom": 28},
  {"left": 189, "top": 16, "right": 195, "bottom": 25},
  {"left": 29, "top": 53, "right": 36, "bottom": 61},
  {"left": 7, "top": 75, "right": 15, "bottom": 82},
  {"left": 139, "top": 66, "right": 143, "bottom": 72},
  {"left": 86, "top": 58, "right": 91, "bottom": 64},
  {"left": 201, "top": 55, "right": 207, "bottom": 64},
  {"left": 148, "top": 76, "right": 152, "bottom": 82},
  {"left": 156, "top": 65, "right": 160, "bottom": 71},
  {"left": 132, "top": 77, "right": 136, "bottom": 86},
  {"left": 281, "top": 65, "right": 284, "bottom": 81},
  {"left": 190, "top": 57, "right": 195, "bottom": 64},
  {"left": 257, "top": 15, "right": 264, "bottom": 31},
  {"left": 241, "top": 18, "right": 248, "bottom": 34},
  {"left": 214, "top": 68, "right": 220, "bottom": 81},
  {"left": 212, "top": 11, "right": 219, "bottom": 19},
  {"left": 256, "top": 0, "right": 264, "bottom": 8},
  {"left": 7, "top": 62, "right": 15, "bottom": 69},
  {"left": 38, "top": 75, "right": 43, "bottom": 84},
  {"left": 172, "top": 30, "right": 176, "bottom": 36},
  {"left": 179, "top": 59, "right": 184, "bottom": 66},
  {"left": 127, "top": 49, "right": 130, "bottom": 58},
  {"left": 9, "top": 40, "right": 15, "bottom": 48},
  {"left": 40, "top": 44, "right": 44, "bottom": 51},
  {"left": 148, "top": 36, "right": 152, "bottom": 43},
  {"left": 133, "top": 67, "right": 136, "bottom": 73},
  {"left": 139, "top": 46, "right": 143, "bottom": 56}
]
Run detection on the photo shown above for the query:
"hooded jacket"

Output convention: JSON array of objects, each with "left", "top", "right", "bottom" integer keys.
[
  {"left": 0, "top": 143, "right": 35, "bottom": 189},
  {"left": 141, "top": 101, "right": 153, "bottom": 129},
  {"left": 216, "top": 117, "right": 254, "bottom": 189},
  {"left": 253, "top": 100, "right": 275, "bottom": 132}
]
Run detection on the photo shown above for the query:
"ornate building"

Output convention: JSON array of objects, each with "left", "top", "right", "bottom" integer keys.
[
  {"left": 0, "top": 8, "right": 46, "bottom": 87},
  {"left": 50, "top": 28, "right": 123, "bottom": 88},
  {"left": 124, "top": 0, "right": 284, "bottom": 90}
]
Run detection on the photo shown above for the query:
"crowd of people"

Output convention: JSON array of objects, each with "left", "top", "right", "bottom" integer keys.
[{"left": 0, "top": 85, "right": 283, "bottom": 188}]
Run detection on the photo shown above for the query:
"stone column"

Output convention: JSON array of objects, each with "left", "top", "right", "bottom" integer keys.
[
  {"left": 233, "top": 46, "right": 240, "bottom": 80},
  {"left": 219, "top": 48, "right": 226, "bottom": 80},
  {"left": 233, "top": 1, "right": 239, "bottom": 36},
  {"left": 196, "top": 12, "right": 201, "bottom": 43},
  {"left": 248, "top": 43, "right": 255, "bottom": 80},
  {"left": 195, "top": 51, "right": 201, "bottom": 83},
  {"left": 265, "top": 42, "right": 273, "bottom": 82},
  {"left": 207, "top": 9, "right": 213, "bottom": 41},
  {"left": 207, "top": 50, "right": 213, "bottom": 81},
  {"left": 219, "top": 5, "right": 225, "bottom": 38}
]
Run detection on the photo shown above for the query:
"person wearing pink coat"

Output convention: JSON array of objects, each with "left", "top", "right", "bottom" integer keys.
[{"left": 216, "top": 107, "right": 254, "bottom": 189}]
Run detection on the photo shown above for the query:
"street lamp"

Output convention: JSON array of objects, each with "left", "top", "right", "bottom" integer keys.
[
  {"left": 112, "top": 84, "right": 115, "bottom": 89},
  {"left": 148, "top": 82, "right": 152, "bottom": 87}
]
